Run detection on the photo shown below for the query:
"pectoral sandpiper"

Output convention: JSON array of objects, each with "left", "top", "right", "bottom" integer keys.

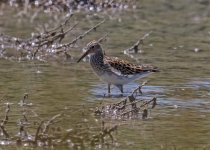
[{"left": 77, "top": 40, "right": 158, "bottom": 94}]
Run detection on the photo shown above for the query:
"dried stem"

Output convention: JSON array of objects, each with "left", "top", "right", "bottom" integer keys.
[
  {"left": 124, "top": 31, "right": 152, "bottom": 53},
  {"left": 43, "top": 113, "right": 62, "bottom": 134},
  {"left": 56, "top": 19, "right": 105, "bottom": 51},
  {"left": 95, "top": 81, "right": 157, "bottom": 120},
  {"left": 0, "top": 103, "right": 10, "bottom": 138}
]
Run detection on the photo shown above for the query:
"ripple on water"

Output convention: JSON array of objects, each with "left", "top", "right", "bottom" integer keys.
[
  {"left": 154, "top": 78, "right": 210, "bottom": 113},
  {"left": 159, "top": 97, "right": 210, "bottom": 111},
  {"left": 90, "top": 79, "right": 210, "bottom": 113},
  {"left": 187, "top": 78, "right": 210, "bottom": 89}
]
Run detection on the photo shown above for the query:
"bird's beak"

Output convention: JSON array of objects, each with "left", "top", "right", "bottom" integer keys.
[{"left": 77, "top": 48, "right": 90, "bottom": 63}]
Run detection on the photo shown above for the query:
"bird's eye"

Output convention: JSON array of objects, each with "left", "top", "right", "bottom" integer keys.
[{"left": 91, "top": 45, "right": 95, "bottom": 49}]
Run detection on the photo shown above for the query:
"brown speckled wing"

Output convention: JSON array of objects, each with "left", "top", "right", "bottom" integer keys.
[{"left": 104, "top": 56, "right": 158, "bottom": 75}]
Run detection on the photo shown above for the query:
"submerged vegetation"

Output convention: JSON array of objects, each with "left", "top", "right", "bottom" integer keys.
[
  {"left": 0, "top": 85, "right": 157, "bottom": 149},
  {"left": 0, "top": 17, "right": 105, "bottom": 61},
  {"left": 0, "top": 93, "right": 119, "bottom": 149},
  {"left": 0, "top": 0, "right": 141, "bottom": 62},
  {"left": 95, "top": 82, "right": 157, "bottom": 120}
]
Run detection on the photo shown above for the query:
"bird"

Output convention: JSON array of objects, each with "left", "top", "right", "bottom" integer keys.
[{"left": 77, "top": 40, "right": 159, "bottom": 94}]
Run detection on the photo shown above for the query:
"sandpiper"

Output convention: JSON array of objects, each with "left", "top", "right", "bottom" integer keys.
[{"left": 77, "top": 40, "right": 158, "bottom": 94}]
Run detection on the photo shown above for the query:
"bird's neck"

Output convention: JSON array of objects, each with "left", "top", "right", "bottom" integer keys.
[{"left": 90, "top": 50, "right": 104, "bottom": 65}]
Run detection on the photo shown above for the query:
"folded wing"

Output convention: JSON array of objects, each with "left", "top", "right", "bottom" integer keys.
[{"left": 104, "top": 56, "right": 159, "bottom": 76}]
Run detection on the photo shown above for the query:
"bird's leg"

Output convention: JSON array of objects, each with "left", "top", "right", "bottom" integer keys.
[
  {"left": 116, "top": 85, "right": 123, "bottom": 93},
  {"left": 121, "top": 85, "right": 124, "bottom": 93},
  {"left": 108, "top": 83, "right": 111, "bottom": 95},
  {"left": 120, "top": 85, "right": 124, "bottom": 93}
]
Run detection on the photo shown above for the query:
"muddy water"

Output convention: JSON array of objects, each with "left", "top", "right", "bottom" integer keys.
[{"left": 0, "top": 0, "right": 210, "bottom": 149}]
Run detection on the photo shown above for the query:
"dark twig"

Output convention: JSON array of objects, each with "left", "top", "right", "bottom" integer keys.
[
  {"left": 124, "top": 31, "right": 152, "bottom": 54},
  {"left": 43, "top": 114, "right": 62, "bottom": 134},
  {"left": 56, "top": 19, "right": 105, "bottom": 51},
  {"left": 94, "top": 81, "right": 157, "bottom": 120},
  {"left": 32, "top": 22, "right": 78, "bottom": 59},
  {"left": 34, "top": 121, "right": 44, "bottom": 144},
  {"left": 97, "top": 33, "right": 108, "bottom": 43},
  {"left": 0, "top": 103, "right": 10, "bottom": 138}
]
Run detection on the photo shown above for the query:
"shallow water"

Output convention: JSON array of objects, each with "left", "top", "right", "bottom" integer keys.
[{"left": 1, "top": 0, "right": 210, "bottom": 149}]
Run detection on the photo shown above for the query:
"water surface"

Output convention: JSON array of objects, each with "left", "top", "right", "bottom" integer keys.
[{"left": 0, "top": 0, "right": 210, "bottom": 149}]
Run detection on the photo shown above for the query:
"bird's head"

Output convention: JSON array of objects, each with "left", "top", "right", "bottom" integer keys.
[{"left": 77, "top": 40, "right": 102, "bottom": 63}]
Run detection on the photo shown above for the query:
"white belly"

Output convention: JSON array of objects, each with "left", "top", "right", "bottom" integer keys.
[{"left": 97, "top": 71, "right": 152, "bottom": 85}]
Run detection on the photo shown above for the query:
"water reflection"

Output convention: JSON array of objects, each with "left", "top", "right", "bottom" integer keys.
[{"left": 91, "top": 82, "right": 164, "bottom": 97}]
